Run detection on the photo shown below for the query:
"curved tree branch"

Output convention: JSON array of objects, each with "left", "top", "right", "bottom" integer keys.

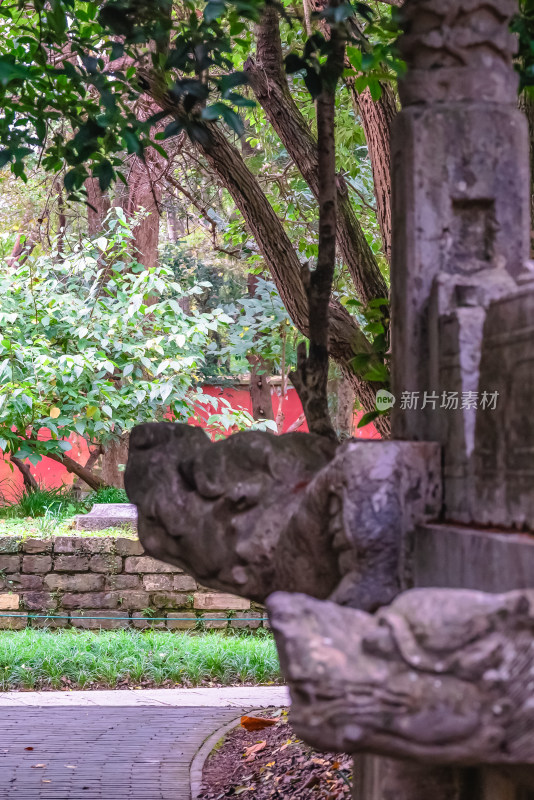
[
  {"left": 245, "top": 7, "right": 389, "bottom": 300},
  {"left": 45, "top": 452, "right": 107, "bottom": 491}
]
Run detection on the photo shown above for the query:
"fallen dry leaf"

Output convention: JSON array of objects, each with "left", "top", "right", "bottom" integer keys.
[
  {"left": 240, "top": 716, "right": 279, "bottom": 732},
  {"left": 243, "top": 740, "right": 266, "bottom": 762}
]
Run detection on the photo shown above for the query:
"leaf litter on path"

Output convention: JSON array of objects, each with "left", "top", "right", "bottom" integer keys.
[{"left": 200, "top": 708, "right": 352, "bottom": 799}]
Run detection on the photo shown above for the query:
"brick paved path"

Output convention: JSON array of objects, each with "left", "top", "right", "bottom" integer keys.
[{"left": 0, "top": 688, "right": 288, "bottom": 800}]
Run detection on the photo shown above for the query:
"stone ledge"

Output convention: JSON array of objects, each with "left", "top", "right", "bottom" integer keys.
[{"left": 75, "top": 503, "right": 137, "bottom": 531}]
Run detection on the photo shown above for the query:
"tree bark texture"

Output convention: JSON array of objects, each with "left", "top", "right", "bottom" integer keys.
[
  {"left": 118, "top": 154, "right": 161, "bottom": 271},
  {"left": 247, "top": 355, "right": 276, "bottom": 421},
  {"left": 100, "top": 435, "right": 129, "bottom": 489},
  {"left": 246, "top": 274, "right": 276, "bottom": 421},
  {"left": 246, "top": 7, "right": 388, "bottom": 302},
  {"left": 10, "top": 457, "right": 38, "bottom": 492},
  {"left": 86, "top": 178, "right": 111, "bottom": 236},
  {"left": 346, "top": 78, "right": 397, "bottom": 261},
  {"left": 329, "top": 371, "right": 356, "bottom": 438}
]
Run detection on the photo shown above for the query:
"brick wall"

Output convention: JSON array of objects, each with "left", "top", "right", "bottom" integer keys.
[{"left": 0, "top": 536, "right": 266, "bottom": 631}]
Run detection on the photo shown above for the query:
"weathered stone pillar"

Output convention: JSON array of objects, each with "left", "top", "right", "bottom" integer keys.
[{"left": 390, "top": 0, "right": 531, "bottom": 524}]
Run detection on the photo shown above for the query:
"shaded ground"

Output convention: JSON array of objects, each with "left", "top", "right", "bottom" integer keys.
[{"left": 200, "top": 709, "right": 352, "bottom": 799}]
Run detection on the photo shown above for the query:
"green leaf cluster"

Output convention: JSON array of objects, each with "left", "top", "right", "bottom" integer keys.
[{"left": 0, "top": 207, "right": 234, "bottom": 462}]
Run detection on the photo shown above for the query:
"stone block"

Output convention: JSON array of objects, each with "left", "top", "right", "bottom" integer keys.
[
  {"left": 142, "top": 574, "right": 173, "bottom": 592},
  {"left": 89, "top": 555, "right": 122, "bottom": 573},
  {"left": 131, "top": 612, "right": 166, "bottom": 630},
  {"left": 71, "top": 611, "right": 129, "bottom": 630},
  {"left": 31, "top": 614, "right": 69, "bottom": 628},
  {"left": 230, "top": 611, "right": 262, "bottom": 629},
  {"left": 0, "top": 537, "right": 19, "bottom": 553},
  {"left": 8, "top": 574, "right": 43, "bottom": 591},
  {"left": 54, "top": 555, "right": 90, "bottom": 572},
  {"left": 166, "top": 612, "right": 197, "bottom": 630},
  {"left": 104, "top": 574, "right": 141, "bottom": 591},
  {"left": 124, "top": 556, "right": 181, "bottom": 574},
  {"left": 202, "top": 612, "right": 228, "bottom": 629},
  {"left": 22, "top": 539, "right": 52, "bottom": 554},
  {"left": 53, "top": 537, "right": 85, "bottom": 554},
  {"left": 0, "top": 593, "right": 19, "bottom": 610},
  {"left": 0, "top": 612, "right": 27, "bottom": 629},
  {"left": 22, "top": 555, "right": 51, "bottom": 574},
  {"left": 116, "top": 591, "right": 151, "bottom": 611},
  {"left": 81, "top": 538, "right": 115, "bottom": 554},
  {"left": 44, "top": 573, "right": 104, "bottom": 592},
  {"left": 151, "top": 592, "right": 189, "bottom": 610},
  {"left": 23, "top": 592, "right": 56, "bottom": 611},
  {"left": 114, "top": 538, "right": 144, "bottom": 556},
  {"left": 61, "top": 592, "right": 118, "bottom": 610},
  {"left": 194, "top": 592, "right": 250, "bottom": 611},
  {"left": 173, "top": 575, "right": 197, "bottom": 592},
  {"left": 0, "top": 555, "right": 20, "bottom": 572},
  {"left": 75, "top": 503, "right": 137, "bottom": 531}
]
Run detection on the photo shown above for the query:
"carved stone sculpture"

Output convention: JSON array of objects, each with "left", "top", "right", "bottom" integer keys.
[
  {"left": 268, "top": 588, "right": 534, "bottom": 764},
  {"left": 125, "top": 423, "right": 440, "bottom": 612},
  {"left": 398, "top": 0, "right": 518, "bottom": 105}
]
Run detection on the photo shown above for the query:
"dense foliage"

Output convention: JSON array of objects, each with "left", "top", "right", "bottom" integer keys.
[
  {"left": 0, "top": 0, "right": 390, "bottom": 192},
  {"left": 0, "top": 208, "right": 240, "bottom": 465}
]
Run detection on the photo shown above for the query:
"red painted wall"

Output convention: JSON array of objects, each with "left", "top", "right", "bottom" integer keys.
[{"left": 0, "top": 384, "right": 379, "bottom": 498}]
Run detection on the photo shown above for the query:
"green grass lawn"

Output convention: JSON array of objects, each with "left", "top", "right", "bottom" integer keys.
[{"left": 0, "top": 629, "right": 281, "bottom": 690}]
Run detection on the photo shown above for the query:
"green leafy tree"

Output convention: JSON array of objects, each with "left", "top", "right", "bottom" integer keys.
[{"left": 0, "top": 208, "right": 237, "bottom": 488}]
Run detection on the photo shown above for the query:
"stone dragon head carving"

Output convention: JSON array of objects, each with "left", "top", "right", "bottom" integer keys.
[
  {"left": 267, "top": 587, "right": 534, "bottom": 764},
  {"left": 125, "top": 423, "right": 440, "bottom": 612}
]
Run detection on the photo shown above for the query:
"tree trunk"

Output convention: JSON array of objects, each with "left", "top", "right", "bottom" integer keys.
[
  {"left": 329, "top": 371, "right": 356, "bottom": 439},
  {"left": 289, "top": 14, "right": 344, "bottom": 442},
  {"left": 86, "top": 177, "right": 111, "bottom": 235},
  {"left": 100, "top": 435, "right": 129, "bottom": 489},
  {"left": 247, "top": 356, "right": 275, "bottom": 420},
  {"left": 246, "top": 7, "right": 388, "bottom": 303},
  {"left": 346, "top": 79, "right": 397, "bottom": 261},
  {"left": 119, "top": 155, "right": 161, "bottom": 271},
  {"left": 10, "top": 457, "right": 38, "bottom": 492},
  {"left": 246, "top": 274, "right": 276, "bottom": 421},
  {"left": 45, "top": 452, "right": 107, "bottom": 491}
]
